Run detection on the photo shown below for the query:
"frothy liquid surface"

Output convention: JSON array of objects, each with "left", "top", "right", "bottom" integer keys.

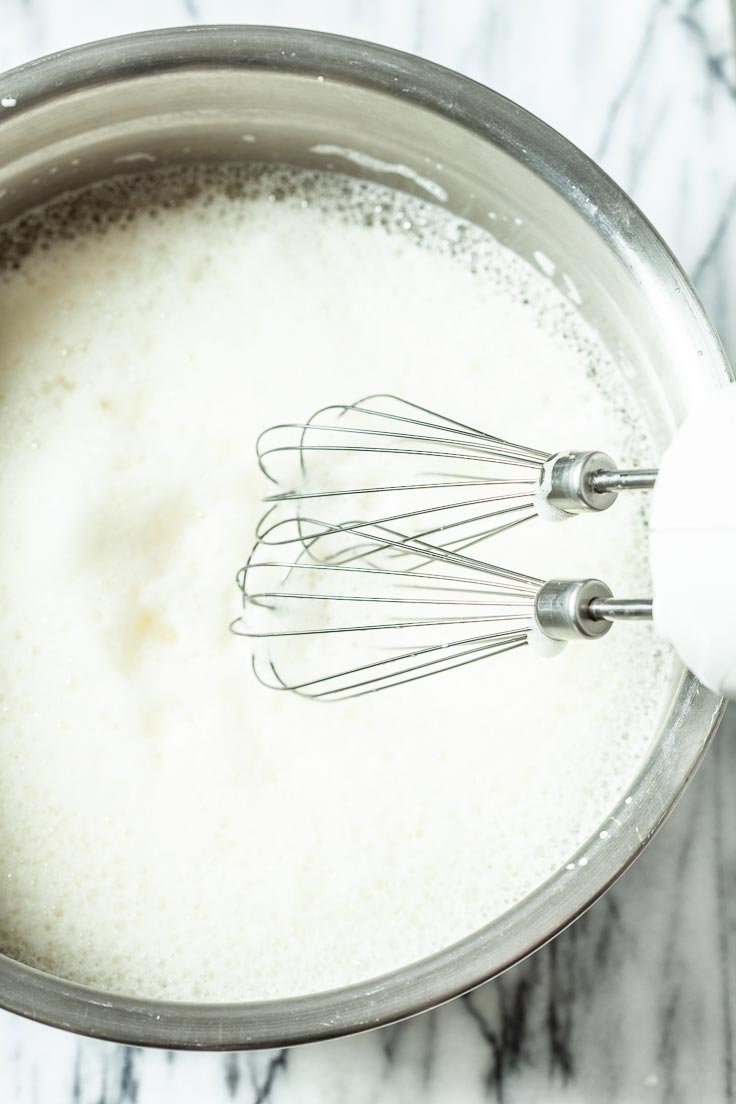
[{"left": 0, "top": 166, "right": 668, "bottom": 1001}]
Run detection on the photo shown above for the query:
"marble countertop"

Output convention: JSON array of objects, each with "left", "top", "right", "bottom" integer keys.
[{"left": 1, "top": 0, "right": 736, "bottom": 1100}]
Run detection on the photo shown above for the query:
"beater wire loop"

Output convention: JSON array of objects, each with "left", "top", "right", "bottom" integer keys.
[
  {"left": 233, "top": 516, "right": 540, "bottom": 699},
  {"left": 255, "top": 395, "right": 549, "bottom": 557}
]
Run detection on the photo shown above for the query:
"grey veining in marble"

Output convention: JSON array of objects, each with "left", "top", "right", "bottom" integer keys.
[{"left": 1, "top": 0, "right": 735, "bottom": 1100}]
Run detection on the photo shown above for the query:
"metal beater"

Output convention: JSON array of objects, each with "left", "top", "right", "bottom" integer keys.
[
  {"left": 255, "top": 394, "right": 657, "bottom": 552},
  {"left": 233, "top": 516, "right": 653, "bottom": 700},
  {"left": 232, "top": 395, "right": 660, "bottom": 699}
]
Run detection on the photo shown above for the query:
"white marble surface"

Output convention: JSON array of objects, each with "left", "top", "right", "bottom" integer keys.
[{"left": 1, "top": 0, "right": 736, "bottom": 1100}]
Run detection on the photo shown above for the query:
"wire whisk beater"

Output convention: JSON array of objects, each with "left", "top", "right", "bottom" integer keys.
[
  {"left": 256, "top": 394, "right": 657, "bottom": 558},
  {"left": 234, "top": 387, "right": 736, "bottom": 702},
  {"left": 232, "top": 516, "right": 651, "bottom": 701}
]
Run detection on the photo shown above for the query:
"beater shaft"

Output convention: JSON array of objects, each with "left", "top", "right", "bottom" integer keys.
[
  {"left": 588, "top": 597, "right": 654, "bottom": 621},
  {"left": 588, "top": 469, "right": 659, "bottom": 493},
  {"left": 533, "top": 580, "right": 653, "bottom": 641},
  {"left": 543, "top": 455, "right": 658, "bottom": 512}
]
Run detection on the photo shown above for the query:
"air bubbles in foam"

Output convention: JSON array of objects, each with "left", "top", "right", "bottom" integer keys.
[
  {"left": 0, "top": 161, "right": 622, "bottom": 390},
  {"left": 0, "top": 161, "right": 669, "bottom": 1001}
]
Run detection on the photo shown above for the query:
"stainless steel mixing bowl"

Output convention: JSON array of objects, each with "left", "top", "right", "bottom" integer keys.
[{"left": 0, "top": 26, "right": 730, "bottom": 1050}]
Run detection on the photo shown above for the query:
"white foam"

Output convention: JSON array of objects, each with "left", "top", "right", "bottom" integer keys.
[
  {"left": 0, "top": 165, "right": 668, "bottom": 1002},
  {"left": 526, "top": 622, "right": 567, "bottom": 658},
  {"left": 533, "top": 456, "right": 572, "bottom": 522}
]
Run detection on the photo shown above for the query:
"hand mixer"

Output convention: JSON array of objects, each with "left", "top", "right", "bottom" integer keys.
[{"left": 234, "top": 388, "right": 736, "bottom": 700}]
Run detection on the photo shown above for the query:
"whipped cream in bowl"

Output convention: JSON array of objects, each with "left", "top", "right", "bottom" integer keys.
[{"left": 0, "top": 27, "right": 727, "bottom": 1048}]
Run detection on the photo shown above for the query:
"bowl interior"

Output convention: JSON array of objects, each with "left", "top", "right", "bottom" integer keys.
[{"left": 0, "top": 26, "right": 728, "bottom": 1048}]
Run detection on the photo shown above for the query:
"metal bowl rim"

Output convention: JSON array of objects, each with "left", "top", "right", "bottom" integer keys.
[{"left": 0, "top": 24, "right": 729, "bottom": 1050}]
